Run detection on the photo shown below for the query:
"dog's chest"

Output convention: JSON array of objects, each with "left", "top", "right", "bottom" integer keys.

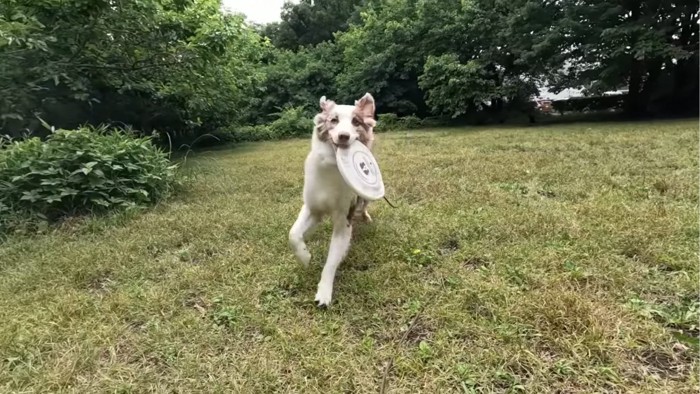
[{"left": 304, "top": 153, "right": 354, "bottom": 213}]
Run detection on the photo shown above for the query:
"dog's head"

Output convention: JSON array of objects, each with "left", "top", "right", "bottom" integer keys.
[{"left": 314, "top": 93, "right": 376, "bottom": 148}]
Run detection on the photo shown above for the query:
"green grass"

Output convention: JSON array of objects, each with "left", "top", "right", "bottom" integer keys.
[{"left": 0, "top": 120, "right": 698, "bottom": 393}]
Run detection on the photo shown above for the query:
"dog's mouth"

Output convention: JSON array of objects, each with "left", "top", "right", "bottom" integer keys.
[{"left": 332, "top": 141, "right": 351, "bottom": 149}]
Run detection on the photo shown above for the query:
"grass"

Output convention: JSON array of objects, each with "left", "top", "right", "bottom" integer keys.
[{"left": 0, "top": 120, "right": 698, "bottom": 393}]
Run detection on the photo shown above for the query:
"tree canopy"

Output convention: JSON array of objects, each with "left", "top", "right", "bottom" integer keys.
[
  {"left": 1, "top": 0, "right": 697, "bottom": 139},
  {"left": 1, "top": 0, "right": 265, "bottom": 139}
]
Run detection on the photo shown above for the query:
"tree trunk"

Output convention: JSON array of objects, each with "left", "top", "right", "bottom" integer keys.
[
  {"left": 623, "top": 1, "right": 647, "bottom": 117},
  {"left": 625, "top": 58, "right": 645, "bottom": 116},
  {"left": 639, "top": 59, "right": 662, "bottom": 113}
]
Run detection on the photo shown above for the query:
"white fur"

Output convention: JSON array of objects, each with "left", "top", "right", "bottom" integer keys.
[{"left": 289, "top": 94, "right": 376, "bottom": 306}]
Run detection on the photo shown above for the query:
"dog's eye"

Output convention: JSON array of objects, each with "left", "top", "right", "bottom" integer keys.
[
  {"left": 330, "top": 117, "right": 339, "bottom": 125},
  {"left": 352, "top": 118, "right": 361, "bottom": 127}
]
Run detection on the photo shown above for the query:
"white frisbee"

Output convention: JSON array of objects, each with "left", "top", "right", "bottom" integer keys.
[{"left": 336, "top": 140, "right": 385, "bottom": 201}]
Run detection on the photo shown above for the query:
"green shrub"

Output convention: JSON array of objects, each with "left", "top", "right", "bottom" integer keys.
[
  {"left": 376, "top": 113, "right": 425, "bottom": 132},
  {"left": 551, "top": 95, "right": 626, "bottom": 114},
  {"left": 0, "top": 126, "right": 176, "bottom": 229},
  {"left": 375, "top": 113, "right": 400, "bottom": 132},
  {"left": 421, "top": 116, "right": 445, "bottom": 127},
  {"left": 178, "top": 128, "right": 239, "bottom": 147},
  {"left": 226, "top": 107, "right": 313, "bottom": 142},
  {"left": 268, "top": 106, "right": 313, "bottom": 139},
  {"left": 190, "top": 126, "right": 266, "bottom": 144},
  {"left": 398, "top": 115, "right": 423, "bottom": 129},
  {"left": 230, "top": 125, "right": 273, "bottom": 142}
]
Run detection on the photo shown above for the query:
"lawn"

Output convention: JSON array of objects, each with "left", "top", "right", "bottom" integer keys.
[{"left": 0, "top": 120, "right": 697, "bottom": 393}]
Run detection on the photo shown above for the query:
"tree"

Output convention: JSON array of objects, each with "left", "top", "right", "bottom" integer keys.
[
  {"left": 418, "top": 0, "right": 539, "bottom": 119},
  {"left": 522, "top": 0, "right": 699, "bottom": 115},
  {"left": 255, "top": 41, "right": 344, "bottom": 121},
  {"left": 0, "top": 0, "right": 266, "bottom": 138},
  {"left": 262, "top": 0, "right": 365, "bottom": 50},
  {"left": 337, "top": 0, "right": 540, "bottom": 119},
  {"left": 335, "top": 0, "right": 431, "bottom": 116}
]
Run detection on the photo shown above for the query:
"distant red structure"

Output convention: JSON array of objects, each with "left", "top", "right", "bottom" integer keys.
[{"left": 534, "top": 98, "right": 553, "bottom": 114}]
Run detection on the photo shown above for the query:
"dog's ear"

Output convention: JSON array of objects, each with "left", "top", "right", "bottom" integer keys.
[
  {"left": 316, "top": 96, "right": 332, "bottom": 127},
  {"left": 320, "top": 96, "right": 335, "bottom": 113},
  {"left": 315, "top": 97, "right": 331, "bottom": 141},
  {"left": 354, "top": 93, "right": 376, "bottom": 127},
  {"left": 314, "top": 113, "right": 329, "bottom": 141}
]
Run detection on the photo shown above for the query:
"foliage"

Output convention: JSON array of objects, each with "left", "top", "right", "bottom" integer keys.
[
  {"left": 518, "top": 0, "right": 699, "bottom": 114},
  {"left": 0, "top": 126, "right": 176, "bottom": 230},
  {"left": 232, "top": 125, "right": 275, "bottom": 142},
  {"left": 375, "top": 113, "right": 424, "bottom": 132},
  {"left": 0, "top": 0, "right": 266, "bottom": 139},
  {"left": 1, "top": 0, "right": 697, "bottom": 143},
  {"left": 224, "top": 107, "right": 314, "bottom": 142},
  {"left": 551, "top": 95, "right": 627, "bottom": 114},
  {"left": 256, "top": 42, "right": 343, "bottom": 122},
  {"left": 335, "top": 0, "right": 540, "bottom": 119},
  {"left": 420, "top": 54, "right": 495, "bottom": 118},
  {"left": 210, "top": 107, "right": 314, "bottom": 144},
  {"left": 267, "top": 106, "right": 314, "bottom": 139},
  {"left": 259, "top": 0, "right": 364, "bottom": 50},
  {"left": 335, "top": 0, "right": 428, "bottom": 116}
]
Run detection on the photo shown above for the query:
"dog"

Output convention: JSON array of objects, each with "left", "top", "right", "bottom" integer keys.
[{"left": 288, "top": 93, "right": 377, "bottom": 306}]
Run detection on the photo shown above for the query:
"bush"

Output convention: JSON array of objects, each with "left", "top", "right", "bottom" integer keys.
[
  {"left": 375, "top": 113, "right": 424, "bottom": 132},
  {"left": 551, "top": 95, "right": 626, "bottom": 114},
  {"left": 421, "top": 116, "right": 446, "bottom": 128},
  {"left": 187, "top": 128, "right": 238, "bottom": 147},
  {"left": 398, "top": 115, "right": 423, "bottom": 129},
  {"left": 268, "top": 106, "right": 314, "bottom": 139},
  {"left": 225, "top": 106, "right": 313, "bottom": 142},
  {"left": 0, "top": 126, "right": 176, "bottom": 229},
  {"left": 375, "top": 113, "right": 399, "bottom": 132},
  {"left": 224, "top": 125, "right": 272, "bottom": 142}
]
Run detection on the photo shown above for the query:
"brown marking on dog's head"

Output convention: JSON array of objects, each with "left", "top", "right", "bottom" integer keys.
[
  {"left": 313, "top": 93, "right": 377, "bottom": 148},
  {"left": 314, "top": 96, "right": 336, "bottom": 142},
  {"left": 354, "top": 93, "right": 376, "bottom": 124},
  {"left": 353, "top": 93, "right": 376, "bottom": 146}
]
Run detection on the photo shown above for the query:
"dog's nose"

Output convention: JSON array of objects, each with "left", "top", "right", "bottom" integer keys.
[{"left": 338, "top": 133, "right": 350, "bottom": 143}]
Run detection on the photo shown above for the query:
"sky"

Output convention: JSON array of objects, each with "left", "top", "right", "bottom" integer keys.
[{"left": 222, "top": 0, "right": 294, "bottom": 24}]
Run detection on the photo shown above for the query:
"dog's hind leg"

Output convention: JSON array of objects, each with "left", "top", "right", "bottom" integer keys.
[
  {"left": 315, "top": 213, "right": 352, "bottom": 306},
  {"left": 289, "top": 205, "right": 319, "bottom": 266},
  {"left": 353, "top": 197, "right": 372, "bottom": 223}
]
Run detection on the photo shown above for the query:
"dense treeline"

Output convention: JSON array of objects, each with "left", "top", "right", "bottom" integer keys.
[{"left": 2, "top": 0, "right": 697, "bottom": 141}]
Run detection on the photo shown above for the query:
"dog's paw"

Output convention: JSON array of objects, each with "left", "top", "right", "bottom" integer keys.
[
  {"left": 353, "top": 210, "right": 372, "bottom": 223},
  {"left": 314, "top": 285, "right": 333, "bottom": 307},
  {"left": 362, "top": 211, "right": 372, "bottom": 223},
  {"left": 295, "top": 248, "right": 311, "bottom": 266}
]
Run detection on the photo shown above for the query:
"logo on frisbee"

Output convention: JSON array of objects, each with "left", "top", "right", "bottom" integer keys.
[{"left": 353, "top": 152, "right": 377, "bottom": 184}]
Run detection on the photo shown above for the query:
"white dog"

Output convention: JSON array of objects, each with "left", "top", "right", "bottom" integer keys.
[{"left": 289, "top": 93, "right": 377, "bottom": 306}]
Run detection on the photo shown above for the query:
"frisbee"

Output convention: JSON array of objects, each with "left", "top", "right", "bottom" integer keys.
[{"left": 336, "top": 140, "right": 385, "bottom": 201}]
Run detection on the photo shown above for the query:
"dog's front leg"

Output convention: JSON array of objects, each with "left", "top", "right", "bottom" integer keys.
[
  {"left": 289, "top": 205, "right": 319, "bottom": 266},
  {"left": 315, "top": 213, "right": 352, "bottom": 306}
]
